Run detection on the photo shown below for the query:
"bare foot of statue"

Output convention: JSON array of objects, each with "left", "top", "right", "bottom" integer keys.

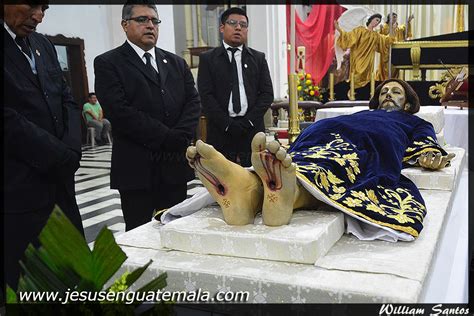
[
  {"left": 186, "top": 140, "right": 263, "bottom": 225},
  {"left": 251, "top": 132, "right": 297, "bottom": 226},
  {"left": 251, "top": 133, "right": 321, "bottom": 226}
]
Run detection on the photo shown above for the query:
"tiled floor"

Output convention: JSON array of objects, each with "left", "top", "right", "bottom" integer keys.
[{"left": 77, "top": 144, "right": 203, "bottom": 243}]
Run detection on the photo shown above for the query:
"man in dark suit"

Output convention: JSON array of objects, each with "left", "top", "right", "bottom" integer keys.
[
  {"left": 94, "top": 3, "right": 200, "bottom": 231},
  {"left": 3, "top": 4, "right": 84, "bottom": 290},
  {"left": 198, "top": 7, "right": 274, "bottom": 167}
]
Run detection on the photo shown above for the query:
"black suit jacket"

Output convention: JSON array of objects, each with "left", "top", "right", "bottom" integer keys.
[
  {"left": 3, "top": 28, "right": 82, "bottom": 213},
  {"left": 94, "top": 42, "right": 200, "bottom": 190},
  {"left": 197, "top": 45, "right": 274, "bottom": 147}
]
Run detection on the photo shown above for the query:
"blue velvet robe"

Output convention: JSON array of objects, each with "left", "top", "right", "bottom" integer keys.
[{"left": 289, "top": 110, "right": 446, "bottom": 238}]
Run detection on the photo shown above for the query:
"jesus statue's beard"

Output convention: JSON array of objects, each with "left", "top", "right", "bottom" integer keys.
[{"left": 380, "top": 100, "right": 403, "bottom": 112}]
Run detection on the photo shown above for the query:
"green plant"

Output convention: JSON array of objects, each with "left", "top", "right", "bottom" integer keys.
[{"left": 6, "top": 206, "right": 171, "bottom": 314}]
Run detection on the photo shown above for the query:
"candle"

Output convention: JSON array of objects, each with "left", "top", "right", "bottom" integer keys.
[
  {"left": 370, "top": 72, "right": 375, "bottom": 98},
  {"left": 349, "top": 73, "right": 355, "bottom": 100},
  {"left": 329, "top": 73, "right": 335, "bottom": 101}
]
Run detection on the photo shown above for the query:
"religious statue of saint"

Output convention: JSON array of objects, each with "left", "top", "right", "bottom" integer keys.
[
  {"left": 376, "top": 12, "right": 414, "bottom": 80},
  {"left": 335, "top": 13, "right": 395, "bottom": 89}
]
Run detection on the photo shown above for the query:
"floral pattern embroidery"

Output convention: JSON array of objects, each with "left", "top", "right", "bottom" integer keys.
[
  {"left": 403, "top": 136, "right": 442, "bottom": 162},
  {"left": 290, "top": 133, "right": 429, "bottom": 237}
]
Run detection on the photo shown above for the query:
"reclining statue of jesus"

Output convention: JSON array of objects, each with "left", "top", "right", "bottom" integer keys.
[{"left": 185, "top": 79, "right": 455, "bottom": 241}]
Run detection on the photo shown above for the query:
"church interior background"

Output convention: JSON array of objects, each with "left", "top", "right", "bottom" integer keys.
[{"left": 12, "top": 3, "right": 470, "bottom": 305}]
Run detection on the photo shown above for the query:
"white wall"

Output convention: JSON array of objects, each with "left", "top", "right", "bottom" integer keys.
[
  {"left": 37, "top": 4, "right": 176, "bottom": 95},
  {"left": 154, "top": 5, "right": 176, "bottom": 53},
  {"left": 247, "top": 5, "right": 288, "bottom": 99}
]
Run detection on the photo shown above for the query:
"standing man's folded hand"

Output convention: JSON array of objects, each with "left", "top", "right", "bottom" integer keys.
[{"left": 162, "top": 129, "right": 189, "bottom": 152}]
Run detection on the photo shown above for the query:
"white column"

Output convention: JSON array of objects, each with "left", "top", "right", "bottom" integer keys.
[
  {"left": 196, "top": 5, "right": 207, "bottom": 47},
  {"left": 191, "top": 5, "right": 198, "bottom": 47},
  {"left": 155, "top": 5, "right": 176, "bottom": 53},
  {"left": 183, "top": 5, "right": 193, "bottom": 64},
  {"left": 247, "top": 5, "right": 288, "bottom": 99},
  {"left": 106, "top": 5, "right": 126, "bottom": 50}
]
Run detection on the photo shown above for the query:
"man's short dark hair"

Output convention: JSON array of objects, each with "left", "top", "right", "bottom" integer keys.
[
  {"left": 220, "top": 7, "right": 248, "bottom": 25},
  {"left": 366, "top": 13, "right": 382, "bottom": 26},
  {"left": 369, "top": 79, "right": 421, "bottom": 114},
  {"left": 122, "top": 1, "right": 158, "bottom": 20},
  {"left": 386, "top": 12, "right": 397, "bottom": 24},
  {"left": 88, "top": 92, "right": 96, "bottom": 98}
]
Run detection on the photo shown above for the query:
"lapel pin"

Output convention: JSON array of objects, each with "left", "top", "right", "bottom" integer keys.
[
  {"left": 244, "top": 63, "right": 248, "bottom": 68},
  {"left": 36, "top": 49, "right": 40, "bottom": 56},
  {"left": 163, "top": 59, "right": 167, "bottom": 64}
]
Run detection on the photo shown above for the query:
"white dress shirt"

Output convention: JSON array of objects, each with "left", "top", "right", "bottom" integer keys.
[
  {"left": 127, "top": 39, "right": 158, "bottom": 73},
  {"left": 223, "top": 41, "right": 248, "bottom": 117},
  {"left": 4, "top": 22, "right": 37, "bottom": 74}
]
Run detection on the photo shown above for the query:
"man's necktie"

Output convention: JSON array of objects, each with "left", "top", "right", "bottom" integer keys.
[
  {"left": 228, "top": 47, "right": 241, "bottom": 114},
  {"left": 144, "top": 52, "right": 159, "bottom": 81},
  {"left": 15, "top": 37, "right": 31, "bottom": 58}
]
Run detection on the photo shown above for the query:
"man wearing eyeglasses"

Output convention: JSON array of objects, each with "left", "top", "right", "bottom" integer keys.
[
  {"left": 198, "top": 7, "right": 274, "bottom": 167},
  {"left": 3, "top": 4, "right": 84, "bottom": 290},
  {"left": 94, "top": 2, "right": 200, "bottom": 231}
]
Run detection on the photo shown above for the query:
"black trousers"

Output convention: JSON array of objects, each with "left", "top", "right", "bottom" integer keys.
[
  {"left": 119, "top": 182, "right": 187, "bottom": 232},
  {"left": 208, "top": 117, "right": 265, "bottom": 168},
  {"left": 218, "top": 129, "right": 257, "bottom": 168},
  {"left": 221, "top": 140, "right": 252, "bottom": 167},
  {"left": 3, "top": 184, "right": 84, "bottom": 291}
]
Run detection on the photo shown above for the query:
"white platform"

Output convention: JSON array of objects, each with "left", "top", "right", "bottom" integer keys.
[
  {"left": 401, "top": 146, "right": 465, "bottom": 191},
  {"left": 314, "top": 107, "right": 468, "bottom": 154},
  {"left": 161, "top": 206, "right": 344, "bottom": 264},
  {"left": 443, "top": 108, "right": 468, "bottom": 152},
  {"left": 113, "top": 149, "right": 466, "bottom": 303},
  {"left": 314, "top": 106, "right": 445, "bottom": 133}
]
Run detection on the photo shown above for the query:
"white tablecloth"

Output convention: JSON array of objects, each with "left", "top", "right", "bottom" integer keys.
[
  {"left": 114, "top": 155, "right": 468, "bottom": 303},
  {"left": 420, "top": 166, "right": 468, "bottom": 302},
  {"left": 314, "top": 107, "right": 468, "bottom": 153},
  {"left": 443, "top": 109, "right": 468, "bottom": 152}
]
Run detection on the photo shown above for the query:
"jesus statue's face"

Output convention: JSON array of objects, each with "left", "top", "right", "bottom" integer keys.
[{"left": 378, "top": 81, "right": 407, "bottom": 112}]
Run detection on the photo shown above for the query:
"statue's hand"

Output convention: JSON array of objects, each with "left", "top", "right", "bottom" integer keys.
[{"left": 418, "top": 151, "right": 455, "bottom": 170}]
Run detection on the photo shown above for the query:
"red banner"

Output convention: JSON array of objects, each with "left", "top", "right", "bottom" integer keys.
[{"left": 287, "top": 5, "right": 346, "bottom": 85}]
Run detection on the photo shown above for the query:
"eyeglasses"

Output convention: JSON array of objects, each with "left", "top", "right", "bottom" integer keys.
[
  {"left": 225, "top": 19, "right": 248, "bottom": 29},
  {"left": 126, "top": 16, "right": 161, "bottom": 26}
]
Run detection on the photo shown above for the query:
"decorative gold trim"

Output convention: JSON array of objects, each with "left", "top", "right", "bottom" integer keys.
[
  {"left": 392, "top": 40, "right": 468, "bottom": 48},
  {"left": 295, "top": 171, "right": 420, "bottom": 237},
  {"left": 429, "top": 83, "right": 445, "bottom": 99},
  {"left": 290, "top": 131, "right": 428, "bottom": 238},
  {"left": 403, "top": 148, "right": 442, "bottom": 163},
  {"left": 428, "top": 68, "right": 463, "bottom": 100},
  {"left": 456, "top": 4, "right": 465, "bottom": 32},
  {"left": 393, "top": 64, "right": 469, "bottom": 70},
  {"left": 153, "top": 208, "right": 168, "bottom": 221},
  {"left": 410, "top": 44, "right": 421, "bottom": 80}
]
